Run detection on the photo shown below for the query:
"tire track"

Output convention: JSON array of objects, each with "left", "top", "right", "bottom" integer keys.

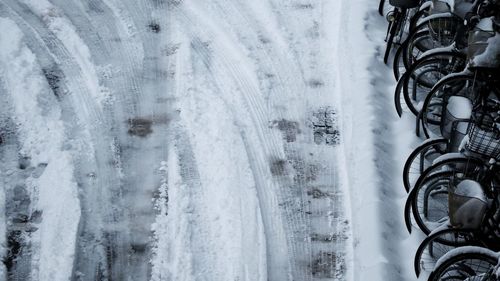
[
  {"left": 171, "top": 1, "right": 350, "bottom": 280},
  {"left": 0, "top": 81, "right": 33, "bottom": 281},
  {"left": 169, "top": 7, "right": 294, "bottom": 279},
  {"left": 1, "top": 1, "right": 352, "bottom": 280},
  {"left": 0, "top": 2, "right": 128, "bottom": 280}
]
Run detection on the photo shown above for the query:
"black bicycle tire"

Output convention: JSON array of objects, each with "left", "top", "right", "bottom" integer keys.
[
  {"left": 404, "top": 59, "right": 446, "bottom": 116},
  {"left": 379, "top": 0, "right": 386, "bottom": 16},
  {"left": 402, "top": 29, "right": 433, "bottom": 70},
  {"left": 404, "top": 156, "right": 485, "bottom": 233},
  {"left": 414, "top": 228, "right": 481, "bottom": 277},
  {"left": 410, "top": 156, "right": 485, "bottom": 234},
  {"left": 395, "top": 72, "right": 407, "bottom": 116},
  {"left": 393, "top": 42, "right": 405, "bottom": 80},
  {"left": 420, "top": 74, "right": 475, "bottom": 139},
  {"left": 412, "top": 172, "right": 454, "bottom": 233},
  {"left": 384, "top": 24, "right": 397, "bottom": 63},
  {"left": 427, "top": 250, "right": 498, "bottom": 281},
  {"left": 403, "top": 14, "right": 460, "bottom": 69},
  {"left": 403, "top": 53, "right": 466, "bottom": 116},
  {"left": 409, "top": 7, "right": 429, "bottom": 32},
  {"left": 405, "top": 170, "right": 454, "bottom": 233},
  {"left": 403, "top": 138, "right": 448, "bottom": 193}
]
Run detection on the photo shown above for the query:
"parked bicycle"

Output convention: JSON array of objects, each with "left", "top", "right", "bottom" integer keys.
[
  {"left": 379, "top": 0, "right": 500, "bottom": 279},
  {"left": 383, "top": 0, "right": 421, "bottom": 63}
]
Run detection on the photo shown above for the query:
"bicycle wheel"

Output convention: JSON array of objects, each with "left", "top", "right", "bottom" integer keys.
[
  {"left": 415, "top": 228, "right": 481, "bottom": 277},
  {"left": 428, "top": 247, "right": 498, "bottom": 281},
  {"left": 420, "top": 74, "right": 477, "bottom": 139},
  {"left": 402, "top": 15, "right": 461, "bottom": 68},
  {"left": 393, "top": 43, "right": 406, "bottom": 80},
  {"left": 379, "top": 0, "right": 386, "bottom": 16},
  {"left": 402, "top": 52, "right": 466, "bottom": 116},
  {"left": 411, "top": 171, "right": 453, "bottom": 233},
  {"left": 395, "top": 72, "right": 407, "bottom": 116},
  {"left": 403, "top": 30, "right": 437, "bottom": 71},
  {"left": 391, "top": 4, "right": 428, "bottom": 79},
  {"left": 403, "top": 138, "right": 448, "bottom": 193},
  {"left": 411, "top": 157, "right": 485, "bottom": 234},
  {"left": 405, "top": 156, "right": 485, "bottom": 234},
  {"left": 409, "top": 5, "right": 429, "bottom": 32}
]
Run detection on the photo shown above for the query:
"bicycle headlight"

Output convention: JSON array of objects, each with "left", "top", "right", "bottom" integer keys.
[{"left": 386, "top": 11, "right": 395, "bottom": 22}]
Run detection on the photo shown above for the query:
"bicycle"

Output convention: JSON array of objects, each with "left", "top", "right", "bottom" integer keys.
[
  {"left": 395, "top": 49, "right": 467, "bottom": 117},
  {"left": 384, "top": 0, "right": 421, "bottom": 63},
  {"left": 398, "top": 0, "right": 467, "bottom": 73},
  {"left": 414, "top": 162, "right": 500, "bottom": 276},
  {"left": 406, "top": 94, "right": 500, "bottom": 233}
]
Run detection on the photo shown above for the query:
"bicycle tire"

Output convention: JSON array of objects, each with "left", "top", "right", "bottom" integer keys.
[
  {"left": 414, "top": 228, "right": 481, "bottom": 277},
  {"left": 409, "top": 6, "right": 429, "bottom": 32},
  {"left": 389, "top": 8, "right": 429, "bottom": 77},
  {"left": 405, "top": 170, "right": 453, "bottom": 233},
  {"left": 394, "top": 72, "right": 407, "bottom": 116},
  {"left": 405, "top": 156, "right": 485, "bottom": 233},
  {"left": 402, "top": 14, "right": 461, "bottom": 69},
  {"left": 420, "top": 74, "right": 476, "bottom": 139},
  {"left": 403, "top": 138, "right": 448, "bottom": 193},
  {"left": 403, "top": 53, "right": 466, "bottom": 116},
  {"left": 428, "top": 248, "right": 498, "bottom": 281},
  {"left": 402, "top": 30, "right": 433, "bottom": 71},
  {"left": 384, "top": 17, "right": 399, "bottom": 63},
  {"left": 393, "top": 42, "right": 406, "bottom": 80},
  {"left": 379, "top": 0, "right": 386, "bottom": 16},
  {"left": 411, "top": 157, "right": 485, "bottom": 234}
]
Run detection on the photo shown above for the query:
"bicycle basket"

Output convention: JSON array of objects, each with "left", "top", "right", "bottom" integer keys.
[
  {"left": 389, "top": 0, "right": 420, "bottom": 8},
  {"left": 449, "top": 179, "right": 488, "bottom": 229},
  {"left": 467, "top": 18, "right": 499, "bottom": 68},
  {"left": 465, "top": 112, "right": 500, "bottom": 159}
]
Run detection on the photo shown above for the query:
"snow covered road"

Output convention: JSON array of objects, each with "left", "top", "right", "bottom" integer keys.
[{"left": 0, "top": 0, "right": 389, "bottom": 280}]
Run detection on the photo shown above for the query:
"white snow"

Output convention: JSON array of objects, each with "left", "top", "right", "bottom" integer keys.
[
  {"left": 420, "top": 1, "right": 434, "bottom": 12},
  {"left": 0, "top": 17, "right": 80, "bottom": 281},
  {"left": 0, "top": 0, "right": 435, "bottom": 280},
  {"left": 452, "top": 0, "right": 476, "bottom": 18},
  {"left": 0, "top": 165, "right": 5, "bottom": 277},
  {"left": 447, "top": 96, "right": 473, "bottom": 119},
  {"left": 21, "top": 0, "right": 111, "bottom": 107},
  {"left": 476, "top": 16, "right": 495, "bottom": 32},
  {"left": 419, "top": 44, "right": 458, "bottom": 59},
  {"left": 432, "top": 0, "right": 453, "bottom": 13},
  {"left": 454, "top": 179, "right": 486, "bottom": 200},
  {"left": 446, "top": 96, "right": 472, "bottom": 134},
  {"left": 473, "top": 32, "right": 500, "bottom": 68},
  {"left": 148, "top": 7, "right": 274, "bottom": 280},
  {"left": 417, "top": 12, "right": 454, "bottom": 26},
  {"left": 150, "top": 150, "right": 197, "bottom": 281},
  {"left": 432, "top": 152, "right": 466, "bottom": 165},
  {"left": 339, "top": 1, "right": 396, "bottom": 280}
]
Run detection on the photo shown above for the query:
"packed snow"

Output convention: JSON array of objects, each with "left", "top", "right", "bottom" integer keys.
[{"left": 0, "top": 0, "right": 422, "bottom": 281}]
